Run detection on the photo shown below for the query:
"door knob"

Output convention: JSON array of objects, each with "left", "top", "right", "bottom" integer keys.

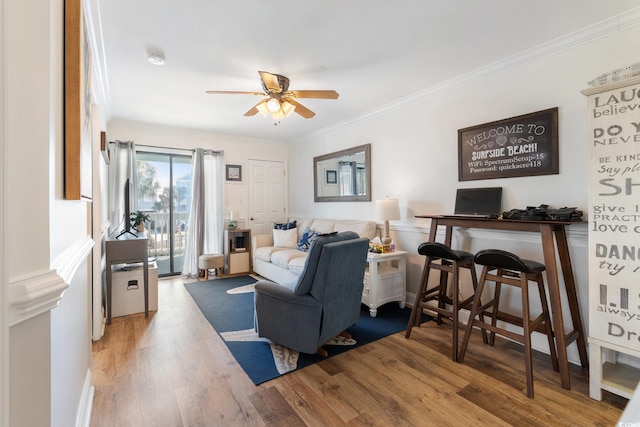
[{"left": 250, "top": 217, "right": 254, "bottom": 221}]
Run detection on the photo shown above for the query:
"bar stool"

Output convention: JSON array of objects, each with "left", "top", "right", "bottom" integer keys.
[
  {"left": 458, "top": 248, "right": 559, "bottom": 398},
  {"left": 405, "top": 242, "right": 486, "bottom": 361}
]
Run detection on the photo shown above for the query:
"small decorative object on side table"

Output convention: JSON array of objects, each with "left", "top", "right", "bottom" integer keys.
[
  {"left": 228, "top": 210, "right": 238, "bottom": 229},
  {"left": 362, "top": 250, "right": 407, "bottom": 317},
  {"left": 130, "top": 210, "right": 151, "bottom": 233}
]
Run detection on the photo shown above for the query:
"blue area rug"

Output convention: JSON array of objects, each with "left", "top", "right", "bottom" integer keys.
[{"left": 184, "top": 275, "right": 427, "bottom": 385}]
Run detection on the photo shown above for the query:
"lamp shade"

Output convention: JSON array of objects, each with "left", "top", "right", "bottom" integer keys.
[
  {"left": 281, "top": 100, "right": 296, "bottom": 117},
  {"left": 255, "top": 101, "right": 268, "bottom": 117},
  {"left": 375, "top": 197, "right": 400, "bottom": 221},
  {"left": 271, "top": 109, "right": 285, "bottom": 119}
]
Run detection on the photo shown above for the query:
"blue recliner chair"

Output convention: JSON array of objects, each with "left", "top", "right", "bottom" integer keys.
[{"left": 254, "top": 231, "right": 370, "bottom": 355}]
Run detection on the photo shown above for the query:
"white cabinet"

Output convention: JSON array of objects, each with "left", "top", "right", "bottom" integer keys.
[
  {"left": 362, "top": 251, "right": 407, "bottom": 317},
  {"left": 589, "top": 338, "right": 640, "bottom": 400},
  {"left": 111, "top": 262, "right": 158, "bottom": 318}
]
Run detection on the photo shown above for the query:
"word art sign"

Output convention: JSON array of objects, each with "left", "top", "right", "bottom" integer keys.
[
  {"left": 584, "top": 77, "right": 640, "bottom": 351},
  {"left": 458, "top": 108, "right": 559, "bottom": 181}
]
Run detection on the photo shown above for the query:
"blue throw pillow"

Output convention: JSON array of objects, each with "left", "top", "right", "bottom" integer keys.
[
  {"left": 297, "top": 227, "right": 320, "bottom": 252},
  {"left": 274, "top": 220, "right": 297, "bottom": 230}
]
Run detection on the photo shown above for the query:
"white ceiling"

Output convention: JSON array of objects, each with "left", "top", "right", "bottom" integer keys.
[{"left": 97, "top": 1, "right": 639, "bottom": 143}]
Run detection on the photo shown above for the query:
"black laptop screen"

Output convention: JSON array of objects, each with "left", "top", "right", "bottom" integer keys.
[{"left": 454, "top": 187, "right": 502, "bottom": 216}]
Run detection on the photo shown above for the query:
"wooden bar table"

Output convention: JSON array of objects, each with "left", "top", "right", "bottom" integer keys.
[{"left": 416, "top": 215, "right": 588, "bottom": 390}]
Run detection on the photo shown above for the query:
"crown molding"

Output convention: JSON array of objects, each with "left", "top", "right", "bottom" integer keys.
[{"left": 301, "top": 7, "right": 640, "bottom": 142}]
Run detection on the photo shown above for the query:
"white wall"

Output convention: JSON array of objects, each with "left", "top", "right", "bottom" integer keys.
[
  {"left": 287, "top": 21, "right": 640, "bottom": 364},
  {"left": 49, "top": 0, "right": 97, "bottom": 421},
  {"left": 107, "top": 120, "right": 289, "bottom": 227},
  {"left": 4, "top": 0, "right": 96, "bottom": 425},
  {"left": 5, "top": 0, "right": 58, "bottom": 425},
  {"left": 290, "top": 26, "right": 640, "bottom": 220}
]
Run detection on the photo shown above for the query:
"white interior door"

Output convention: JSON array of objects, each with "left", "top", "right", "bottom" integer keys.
[{"left": 247, "top": 160, "right": 286, "bottom": 237}]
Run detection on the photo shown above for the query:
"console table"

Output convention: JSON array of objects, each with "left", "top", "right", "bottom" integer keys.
[
  {"left": 105, "top": 234, "right": 149, "bottom": 325},
  {"left": 416, "top": 215, "right": 588, "bottom": 390},
  {"left": 363, "top": 250, "right": 407, "bottom": 317}
]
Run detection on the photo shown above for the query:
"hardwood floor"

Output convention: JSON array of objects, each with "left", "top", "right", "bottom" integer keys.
[{"left": 90, "top": 276, "right": 627, "bottom": 426}]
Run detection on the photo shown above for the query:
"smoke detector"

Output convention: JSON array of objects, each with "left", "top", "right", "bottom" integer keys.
[{"left": 146, "top": 52, "right": 165, "bottom": 65}]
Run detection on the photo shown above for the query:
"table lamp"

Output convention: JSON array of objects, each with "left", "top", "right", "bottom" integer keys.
[{"left": 375, "top": 197, "right": 400, "bottom": 245}]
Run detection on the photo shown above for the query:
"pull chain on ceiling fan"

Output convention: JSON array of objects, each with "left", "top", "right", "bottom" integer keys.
[{"left": 206, "top": 71, "right": 339, "bottom": 120}]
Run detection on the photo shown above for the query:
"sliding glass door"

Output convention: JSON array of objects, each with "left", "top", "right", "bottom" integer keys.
[{"left": 135, "top": 151, "right": 192, "bottom": 276}]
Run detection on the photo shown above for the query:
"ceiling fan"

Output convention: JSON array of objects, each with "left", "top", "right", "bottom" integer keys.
[{"left": 206, "top": 71, "right": 339, "bottom": 119}]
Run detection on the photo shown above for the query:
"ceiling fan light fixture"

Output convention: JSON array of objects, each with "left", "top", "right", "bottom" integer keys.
[
  {"left": 266, "top": 98, "right": 281, "bottom": 113},
  {"left": 281, "top": 100, "right": 296, "bottom": 117},
  {"left": 207, "top": 71, "right": 337, "bottom": 120},
  {"left": 256, "top": 102, "right": 268, "bottom": 117}
]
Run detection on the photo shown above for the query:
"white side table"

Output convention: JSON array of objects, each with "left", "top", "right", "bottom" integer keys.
[{"left": 362, "top": 250, "right": 407, "bottom": 317}]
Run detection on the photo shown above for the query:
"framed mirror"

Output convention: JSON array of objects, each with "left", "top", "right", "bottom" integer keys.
[{"left": 314, "top": 143, "right": 371, "bottom": 202}]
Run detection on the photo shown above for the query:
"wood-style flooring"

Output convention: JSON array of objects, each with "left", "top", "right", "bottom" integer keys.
[{"left": 90, "top": 275, "right": 627, "bottom": 426}]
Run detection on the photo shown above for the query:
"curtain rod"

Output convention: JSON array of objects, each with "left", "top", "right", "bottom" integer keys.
[
  {"left": 110, "top": 141, "right": 222, "bottom": 155},
  {"left": 131, "top": 143, "right": 194, "bottom": 152},
  {"left": 109, "top": 140, "right": 191, "bottom": 151}
]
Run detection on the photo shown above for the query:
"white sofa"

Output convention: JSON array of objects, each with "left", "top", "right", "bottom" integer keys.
[{"left": 252, "top": 218, "right": 378, "bottom": 285}]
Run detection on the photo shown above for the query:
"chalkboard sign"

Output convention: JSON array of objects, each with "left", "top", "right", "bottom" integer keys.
[{"left": 458, "top": 107, "right": 559, "bottom": 181}]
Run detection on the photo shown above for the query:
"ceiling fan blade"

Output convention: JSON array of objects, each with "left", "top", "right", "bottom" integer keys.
[
  {"left": 258, "top": 71, "right": 282, "bottom": 93},
  {"left": 244, "top": 99, "right": 268, "bottom": 116},
  {"left": 287, "top": 99, "right": 315, "bottom": 119},
  {"left": 289, "top": 90, "right": 339, "bottom": 99},
  {"left": 206, "top": 90, "right": 265, "bottom": 96}
]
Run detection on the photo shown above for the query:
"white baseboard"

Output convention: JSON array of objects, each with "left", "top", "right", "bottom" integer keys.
[{"left": 76, "top": 369, "right": 94, "bottom": 427}]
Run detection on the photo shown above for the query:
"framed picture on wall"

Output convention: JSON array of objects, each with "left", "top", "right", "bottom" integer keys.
[
  {"left": 326, "top": 170, "right": 337, "bottom": 184},
  {"left": 226, "top": 164, "right": 242, "bottom": 182},
  {"left": 64, "top": 0, "right": 93, "bottom": 200}
]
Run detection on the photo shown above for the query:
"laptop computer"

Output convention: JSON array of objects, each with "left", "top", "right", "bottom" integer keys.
[{"left": 446, "top": 187, "right": 503, "bottom": 218}]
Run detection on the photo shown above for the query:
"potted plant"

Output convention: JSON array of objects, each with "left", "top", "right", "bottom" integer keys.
[{"left": 130, "top": 210, "right": 151, "bottom": 233}]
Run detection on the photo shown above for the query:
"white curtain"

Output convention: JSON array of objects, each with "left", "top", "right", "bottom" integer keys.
[
  {"left": 182, "top": 148, "right": 224, "bottom": 276},
  {"left": 108, "top": 140, "right": 137, "bottom": 236},
  {"left": 339, "top": 161, "right": 356, "bottom": 196}
]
